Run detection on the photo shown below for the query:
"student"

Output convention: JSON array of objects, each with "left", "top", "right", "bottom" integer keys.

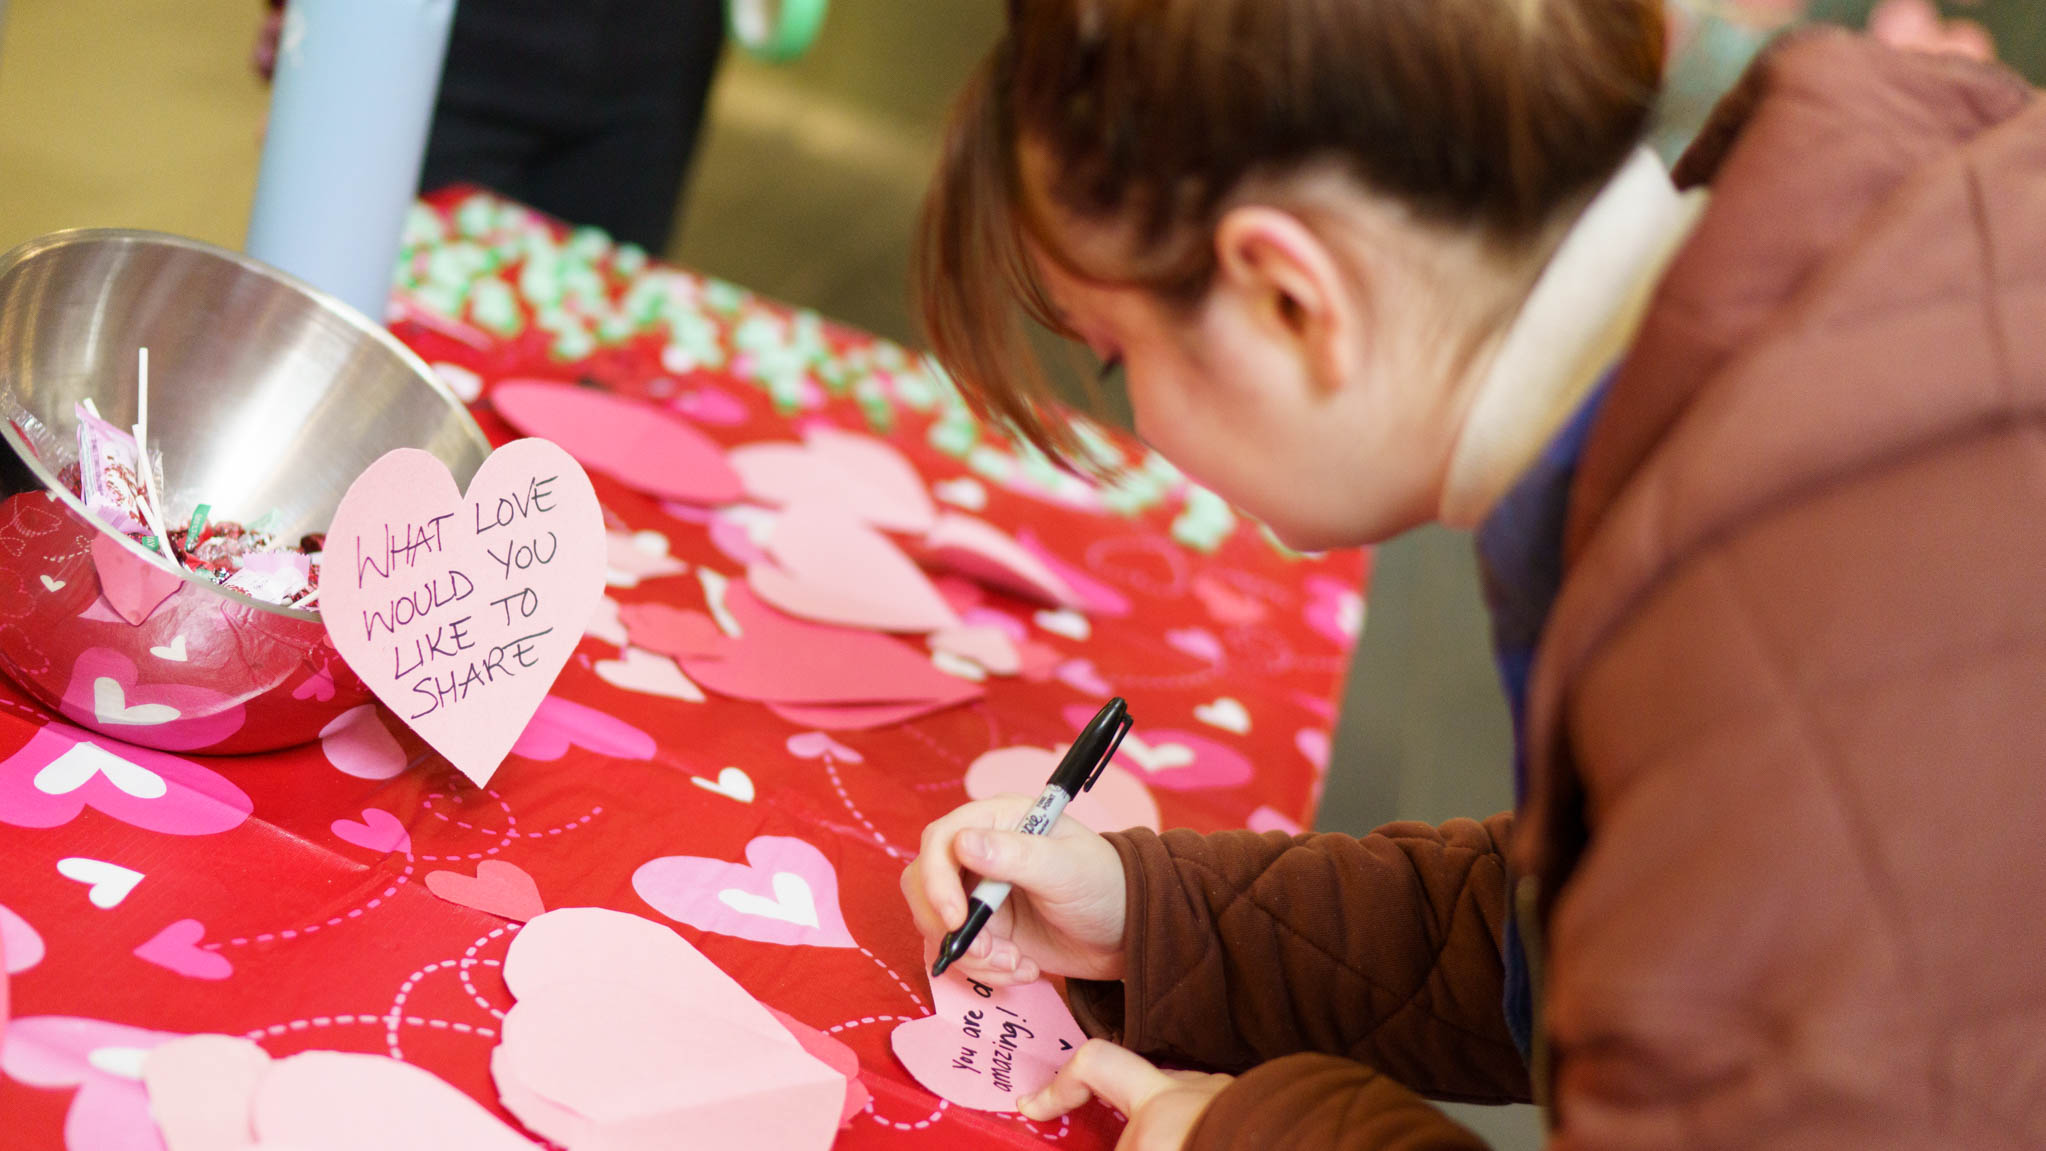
[{"left": 901, "top": 2, "right": 2046, "bottom": 1148}]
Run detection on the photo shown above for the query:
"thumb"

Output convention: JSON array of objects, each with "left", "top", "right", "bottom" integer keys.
[{"left": 955, "top": 827, "right": 1073, "bottom": 895}]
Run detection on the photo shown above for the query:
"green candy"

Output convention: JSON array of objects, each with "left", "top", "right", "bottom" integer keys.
[
  {"left": 967, "top": 444, "right": 1018, "bottom": 484},
  {"left": 613, "top": 244, "right": 648, "bottom": 277},
  {"left": 468, "top": 279, "right": 524, "bottom": 337},
  {"left": 403, "top": 204, "right": 448, "bottom": 247},
  {"left": 928, "top": 418, "right": 979, "bottom": 459},
  {"left": 1171, "top": 487, "right": 1239, "bottom": 554},
  {"left": 453, "top": 195, "right": 498, "bottom": 239},
  {"left": 703, "top": 279, "right": 747, "bottom": 315}
]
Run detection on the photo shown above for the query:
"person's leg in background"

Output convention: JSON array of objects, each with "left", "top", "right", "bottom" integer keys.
[{"left": 420, "top": 0, "right": 726, "bottom": 253}]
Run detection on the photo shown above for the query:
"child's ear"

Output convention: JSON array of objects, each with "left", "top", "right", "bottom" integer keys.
[{"left": 1212, "top": 207, "right": 1363, "bottom": 396}]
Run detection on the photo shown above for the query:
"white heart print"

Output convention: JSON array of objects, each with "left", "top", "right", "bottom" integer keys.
[
  {"left": 93, "top": 678, "right": 179, "bottom": 726},
  {"left": 717, "top": 872, "right": 819, "bottom": 928},
  {"left": 34, "top": 742, "right": 167, "bottom": 799}
]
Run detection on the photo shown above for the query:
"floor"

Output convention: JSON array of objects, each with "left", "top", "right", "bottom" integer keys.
[{"left": 0, "top": 2, "right": 1539, "bottom": 1145}]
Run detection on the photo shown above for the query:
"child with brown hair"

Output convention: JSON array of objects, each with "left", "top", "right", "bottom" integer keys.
[{"left": 901, "top": 1, "right": 2046, "bottom": 1148}]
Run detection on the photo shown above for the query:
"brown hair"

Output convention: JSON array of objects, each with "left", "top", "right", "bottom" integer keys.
[{"left": 917, "top": 0, "right": 1668, "bottom": 465}]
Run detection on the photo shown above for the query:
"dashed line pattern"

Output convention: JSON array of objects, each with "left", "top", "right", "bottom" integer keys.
[
  {"left": 819, "top": 752, "right": 908, "bottom": 860},
  {"left": 859, "top": 946, "right": 926, "bottom": 1010}
]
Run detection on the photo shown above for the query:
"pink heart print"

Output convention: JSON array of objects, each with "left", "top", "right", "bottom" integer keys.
[
  {"left": 0, "top": 1015, "right": 187, "bottom": 1150},
  {"left": 330, "top": 808, "right": 413, "bottom": 855},
  {"left": 320, "top": 442, "right": 607, "bottom": 786},
  {"left": 633, "top": 836, "right": 858, "bottom": 949},
  {"left": 133, "top": 919, "right": 234, "bottom": 980},
  {"left": 0, "top": 721, "right": 252, "bottom": 836}
]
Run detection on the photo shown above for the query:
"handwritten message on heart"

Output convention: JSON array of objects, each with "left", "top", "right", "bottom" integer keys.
[
  {"left": 321, "top": 443, "right": 605, "bottom": 786},
  {"left": 890, "top": 967, "right": 1086, "bottom": 1112}
]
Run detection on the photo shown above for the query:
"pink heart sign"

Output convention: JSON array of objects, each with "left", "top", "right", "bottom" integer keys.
[
  {"left": 890, "top": 967, "right": 1086, "bottom": 1112},
  {"left": 320, "top": 443, "right": 606, "bottom": 786},
  {"left": 633, "top": 836, "right": 857, "bottom": 949}
]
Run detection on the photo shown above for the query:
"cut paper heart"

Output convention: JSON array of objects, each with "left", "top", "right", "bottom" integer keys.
[
  {"left": 662, "top": 584, "right": 981, "bottom": 718},
  {"left": 634, "top": 836, "right": 856, "bottom": 948},
  {"left": 891, "top": 965, "right": 1087, "bottom": 1112},
  {"left": 618, "top": 602, "right": 727, "bottom": 660},
  {"left": 142, "top": 1034, "right": 537, "bottom": 1151},
  {"left": 585, "top": 595, "right": 630, "bottom": 646},
  {"left": 606, "top": 528, "right": 690, "bottom": 588},
  {"left": 90, "top": 534, "right": 183, "bottom": 626},
  {"left": 331, "top": 808, "right": 413, "bottom": 855},
  {"left": 1017, "top": 530, "right": 1132, "bottom": 617},
  {"left": 920, "top": 514, "right": 1084, "bottom": 610},
  {"left": 965, "top": 746, "right": 1160, "bottom": 833},
  {"left": 2, "top": 1015, "right": 185, "bottom": 1151},
  {"left": 320, "top": 705, "right": 412, "bottom": 781},
  {"left": 691, "top": 766, "right": 755, "bottom": 803},
  {"left": 728, "top": 427, "right": 935, "bottom": 534},
  {"left": 57, "top": 857, "right": 144, "bottom": 909},
  {"left": 768, "top": 699, "right": 968, "bottom": 732},
  {"left": 133, "top": 919, "right": 233, "bottom": 980},
  {"left": 491, "top": 379, "right": 745, "bottom": 505},
  {"left": 425, "top": 860, "right": 545, "bottom": 922},
  {"left": 749, "top": 502, "right": 958, "bottom": 634},
  {"left": 765, "top": 1006, "right": 870, "bottom": 1127},
  {"left": 59, "top": 647, "right": 245, "bottom": 751},
  {"left": 321, "top": 442, "right": 607, "bottom": 786},
  {"left": 0, "top": 723, "right": 252, "bottom": 836},
  {"left": 1061, "top": 706, "right": 1255, "bottom": 792},
  {"left": 595, "top": 646, "right": 706, "bottom": 702},
  {"left": 494, "top": 907, "right": 851, "bottom": 1151},
  {"left": 929, "top": 624, "right": 1020, "bottom": 676},
  {"left": 509, "top": 695, "right": 657, "bottom": 763}
]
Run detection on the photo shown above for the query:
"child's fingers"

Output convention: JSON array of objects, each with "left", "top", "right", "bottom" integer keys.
[{"left": 1019, "top": 1039, "right": 1170, "bottom": 1122}]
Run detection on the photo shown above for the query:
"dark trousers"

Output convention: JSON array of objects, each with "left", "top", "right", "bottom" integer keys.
[{"left": 419, "top": 0, "right": 726, "bottom": 252}]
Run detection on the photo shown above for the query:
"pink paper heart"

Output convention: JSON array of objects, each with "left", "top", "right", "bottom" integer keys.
[
  {"left": 510, "top": 695, "right": 657, "bottom": 762},
  {"left": 142, "top": 1034, "right": 271, "bottom": 1151},
  {"left": 1055, "top": 659, "right": 1113, "bottom": 697},
  {"left": 321, "top": 442, "right": 608, "bottom": 786},
  {"left": 1, "top": 1015, "right": 184, "bottom": 1150},
  {"left": 491, "top": 379, "right": 744, "bottom": 505},
  {"left": 89, "top": 535, "right": 183, "bottom": 626},
  {"left": 0, "top": 722, "right": 252, "bottom": 837},
  {"left": 749, "top": 502, "right": 959, "bottom": 634},
  {"left": 930, "top": 624, "right": 1021, "bottom": 676},
  {"left": 1165, "top": 627, "right": 1224, "bottom": 663},
  {"left": 919, "top": 514, "right": 1083, "bottom": 609},
  {"left": 729, "top": 428, "right": 935, "bottom": 533},
  {"left": 58, "top": 647, "right": 246, "bottom": 751},
  {"left": 319, "top": 705, "right": 410, "bottom": 780},
  {"left": 495, "top": 908, "right": 850, "bottom": 1149},
  {"left": 965, "top": 746, "right": 1160, "bottom": 832},
  {"left": 133, "top": 919, "right": 233, "bottom": 980},
  {"left": 620, "top": 602, "right": 727, "bottom": 661},
  {"left": 1017, "top": 530, "right": 1132, "bottom": 617},
  {"left": 634, "top": 836, "right": 857, "bottom": 949},
  {"left": 330, "top": 808, "right": 412, "bottom": 855},
  {"left": 256, "top": 1049, "right": 537, "bottom": 1151},
  {"left": 785, "top": 732, "right": 863, "bottom": 763},
  {"left": 424, "top": 860, "right": 545, "bottom": 922},
  {"left": 766, "top": 1006, "right": 869, "bottom": 1127},
  {"left": 677, "top": 584, "right": 982, "bottom": 713},
  {"left": 890, "top": 968, "right": 1086, "bottom": 1112},
  {"left": 769, "top": 699, "right": 969, "bottom": 731}
]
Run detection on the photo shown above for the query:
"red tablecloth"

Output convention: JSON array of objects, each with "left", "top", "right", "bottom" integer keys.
[{"left": 0, "top": 191, "right": 1367, "bottom": 1149}]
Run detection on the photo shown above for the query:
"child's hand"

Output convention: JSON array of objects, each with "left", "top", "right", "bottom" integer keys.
[
  {"left": 1021, "top": 1039, "right": 1232, "bottom": 1148},
  {"left": 901, "top": 796, "right": 1127, "bottom": 985}
]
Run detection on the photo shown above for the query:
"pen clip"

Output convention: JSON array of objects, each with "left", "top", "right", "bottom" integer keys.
[{"left": 1081, "top": 712, "right": 1132, "bottom": 793}]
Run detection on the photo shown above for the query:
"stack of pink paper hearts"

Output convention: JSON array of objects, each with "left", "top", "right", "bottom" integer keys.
[{"left": 490, "top": 908, "right": 864, "bottom": 1151}]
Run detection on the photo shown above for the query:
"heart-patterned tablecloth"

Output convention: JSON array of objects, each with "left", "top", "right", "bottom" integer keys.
[{"left": 0, "top": 190, "right": 1368, "bottom": 1150}]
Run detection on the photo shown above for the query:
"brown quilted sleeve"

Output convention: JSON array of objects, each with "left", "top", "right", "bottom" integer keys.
[
  {"left": 1067, "top": 816, "right": 1530, "bottom": 1104},
  {"left": 1190, "top": 1055, "right": 1495, "bottom": 1150}
]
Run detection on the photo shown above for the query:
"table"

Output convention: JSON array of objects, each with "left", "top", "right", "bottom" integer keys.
[{"left": 0, "top": 190, "right": 1368, "bottom": 1149}]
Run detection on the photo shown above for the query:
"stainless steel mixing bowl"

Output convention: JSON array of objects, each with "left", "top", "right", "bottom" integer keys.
[{"left": 0, "top": 229, "right": 491, "bottom": 753}]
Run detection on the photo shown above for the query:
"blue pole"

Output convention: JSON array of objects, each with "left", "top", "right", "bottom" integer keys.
[{"left": 246, "top": 0, "right": 457, "bottom": 323}]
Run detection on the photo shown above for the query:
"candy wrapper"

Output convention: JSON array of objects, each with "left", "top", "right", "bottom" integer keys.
[{"left": 74, "top": 402, "right": 151, "bottom": 536}]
